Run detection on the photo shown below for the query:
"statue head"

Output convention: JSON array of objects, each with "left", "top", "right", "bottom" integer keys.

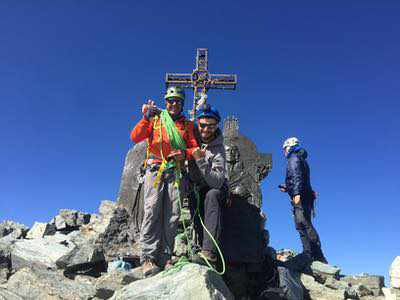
[{"left": 225, "top": 144, "right": 240, "bottom": 163}]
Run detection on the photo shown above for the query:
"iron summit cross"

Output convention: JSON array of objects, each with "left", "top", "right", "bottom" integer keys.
[{"left": 165, "top": 48, "right": 237, "bottom": 120}]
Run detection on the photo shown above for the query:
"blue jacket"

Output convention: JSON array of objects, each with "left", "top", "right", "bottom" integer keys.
[{"left": 285, "top": 148, "right": 313, "bottom": 199}]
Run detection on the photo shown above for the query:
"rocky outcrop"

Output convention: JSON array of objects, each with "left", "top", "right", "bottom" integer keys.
[
  {"left": 0, "top": 220, "right": 28, "bottom": 240},
  {"left": 6, "top": 233, "right": 76, "bottom": 271},
  {"left": 26, "top": 221, "right": 56, "bottom": 239},
  {"left": 55, "top": 231, "right": 106, "bottom": 276},
  {"left": 341, "top": 274, "right": 384, "bottom": 296},
  {"left": 51, "top": 209, "right": 91, "bottom": 233},
  {"left": 390, "top": 256, "right": 400, "bottom": 289},
  {"left": 301, "top": 273, "right": 347, "bottom": 300},
  {"left": 3, "top": 267, "right": 97, "bottom": 300},
  {"left": 95, "top": 206, "right": 137, "bottom": 262},
  {"left": 110, "top": 263, "right": 234, "bottom": 300},
  {"left": 0, "top": 200, "right": 394, "bottom": 300},
  {"left": 383, "top": 256, "right": 400, "bottom": 300},
  {"left": 311, "top": 261, "right": 341, "bottom": 283},
  {"left": 94, "top": 267, "right": 143, "bottom": 299},
  {"left": 0, "top": 248, "right": 11, "bottom": 284}
]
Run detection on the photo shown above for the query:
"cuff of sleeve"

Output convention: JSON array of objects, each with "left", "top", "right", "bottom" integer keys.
[
  {"left": 195, "top": 157, "right": 207, "bottom": 169},
  {"left": 140, "top": 117, "right": 151, "bottom": 124},
  {"left": 185, "top": 148, "right": 196, "bottom": 160}
]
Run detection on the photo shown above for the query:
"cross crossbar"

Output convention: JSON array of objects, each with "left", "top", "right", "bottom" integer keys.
[{"left": 165, "top": 48, "right": 237, "bottom": 120}]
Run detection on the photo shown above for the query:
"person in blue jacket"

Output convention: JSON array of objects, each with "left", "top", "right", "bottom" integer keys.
[{"left": 280, "top": 137, "right": 328, "bottom": 264}]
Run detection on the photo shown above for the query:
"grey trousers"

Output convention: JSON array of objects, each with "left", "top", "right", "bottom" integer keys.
[{"left": 140, "top": 165, "right": 181, "bottom": 265}]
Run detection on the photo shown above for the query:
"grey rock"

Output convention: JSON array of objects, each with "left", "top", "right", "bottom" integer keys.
[
  {"left": 99, "top": 201, "right": 117, "bottom": 219},
  {"left": 26, "top": 222, "right": 56, "bottom": 239},
  {"left": 0, "top": 287, "right": 24, "bottom": 300},
  {"left": 311, "top": 261, "right": 340, "bottom": 283},
  {"left": 79, "top": 201, "right": 117, "bottom": 241},
  {"left": 342, "top": 274, "right": 384, "bottom": 296},
  {"left": 95, "top": 268, "right": 143, "bottom": 299},
  {"left": 324, "top": 277, "right": 350, "bottom": 290},
  {"left": 354, "top": 284, "right": 374, "bottom": 297},
  {"left": 117, "top": 142, "right": 147, "bottom": 241},
  {"left": 10, "top": 233, "right": 75, "bottom": 271},
  {"left": 74, "top": 274, "right": 97, "bottom": 285},
  {"left": 0, "top": 221, "right": 28, "bottom": 240},
  {"left": 390, "top": 256, "right": 400, "bottom": 289},
  {"left": 360, "top": 296, "right": 385, "bottom": 300},
  {"left": 96, "top": 207, "right": 137, "bottom": 262},
  {"left": 56, "top": 232, "right": 105, "bottom": 273},
  {"left": 110, "top": 263, "right": 233, "bottom": 300},
  {"left": 0, "top": 248, "right": 11, "bottom": 284},
  {"left": 301, "top": 273, "right": 346, "bottom": 300},
  {"left": 382, "top": 287, "right": 400, "bottom": 300},
  {"left": 53, "top": 209, "right": 91, "bottom": 232},
  {"left": 4, "top": 267, "right": 97, "bottom": 300}
]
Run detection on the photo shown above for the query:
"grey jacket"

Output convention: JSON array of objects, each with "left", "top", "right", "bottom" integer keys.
[{"left": 189, "top": 131, "right": 226, "bottom": 189}]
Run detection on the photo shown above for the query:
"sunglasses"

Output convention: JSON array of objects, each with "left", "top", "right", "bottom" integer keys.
[
  {"left": 166, "top": 98, "right": 183, "bottom": 105},
  {"left": 199, "top": 122, "right": 218, "bottom": 130}
]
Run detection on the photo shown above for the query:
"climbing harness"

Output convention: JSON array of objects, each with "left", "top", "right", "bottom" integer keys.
[{"left": 145, "top": 110, "right": 226, "bottom": 276}]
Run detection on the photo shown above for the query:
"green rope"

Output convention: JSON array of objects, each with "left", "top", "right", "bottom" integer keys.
[
  {"left": 160, "top": 110, "right": 186, "bottom": 152},
  {"left": 157, "top": 110, "right": 226, "bottom": 276},
  {"left": 193, "top": 186, "right": 226, "bottom": 276},
  {"left": 162, "top": 256, "right": 191, "bottom": 276}
]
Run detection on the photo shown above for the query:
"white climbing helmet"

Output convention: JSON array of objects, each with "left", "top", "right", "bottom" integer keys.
[{"left": 282, "top": 137, "right": 300, "bottom": 149}]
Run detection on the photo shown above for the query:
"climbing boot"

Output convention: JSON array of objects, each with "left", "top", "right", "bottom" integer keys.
[
  {"left": 142, "top": 259, "right": 161, "bottom": 278},
  {"left": 191, "top": 250, "right": 217, "bottom": 268}
]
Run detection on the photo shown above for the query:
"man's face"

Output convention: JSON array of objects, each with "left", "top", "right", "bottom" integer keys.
[
  {"left": 283, "top": 147, "right": 290, "bottom": 157},
  {"left": 166, "top": 97, "right": 183, "bottom": 117},
  {"left": 198, "top": 117, "right": 218, "bottom": 142}
]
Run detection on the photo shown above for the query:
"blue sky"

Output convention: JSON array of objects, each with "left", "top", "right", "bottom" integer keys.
[{"left": 1, "top": 1, "right": 399, "bottom": 282}]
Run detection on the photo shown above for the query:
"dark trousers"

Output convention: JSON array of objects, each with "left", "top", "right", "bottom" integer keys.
[
  {"left": 191, "top": 186, "right": 227, "bottom": 253},
  {"left": 293, "top": 200, "right": 326, "bottom": 262}
]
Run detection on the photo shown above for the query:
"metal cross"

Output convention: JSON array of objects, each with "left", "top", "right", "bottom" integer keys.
[{"left": 165, "top": 48, "right": 237, "bottom": 120}]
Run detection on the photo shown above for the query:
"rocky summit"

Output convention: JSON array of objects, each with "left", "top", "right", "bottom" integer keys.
[{"left": 0, "top": 200, "right": 397, "bottom": 300}]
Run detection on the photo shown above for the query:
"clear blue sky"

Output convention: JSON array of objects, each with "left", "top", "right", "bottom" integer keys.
[{"left": 1, "top": 1, "right": 399, "bottom": 282}]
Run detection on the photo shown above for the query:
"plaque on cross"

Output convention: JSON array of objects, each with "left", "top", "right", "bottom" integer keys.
[{"left": 165, "top": 48, "right": 237, "bottom": 120}]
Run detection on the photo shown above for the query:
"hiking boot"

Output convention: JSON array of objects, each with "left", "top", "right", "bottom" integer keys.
[
  {"left": 142, "top": 259, "right": 161, "bottom": 278},
  {"left": 191, "top": 250, "right": 217, "bottom": 267}
]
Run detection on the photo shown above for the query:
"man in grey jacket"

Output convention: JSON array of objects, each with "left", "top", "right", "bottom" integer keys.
[{"left": 189, "top": 104, "right": 227, "bottom": 265}]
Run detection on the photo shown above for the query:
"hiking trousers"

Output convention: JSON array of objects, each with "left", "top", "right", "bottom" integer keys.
[
  {"left": 140, "top": 164, "right": 181, "bottom": 265},
  {"left": 292, "top": 201, "right": 326, "bottom": 262},
  {"left": 191, "top": 186, "right": 227, "bottom": 254}
]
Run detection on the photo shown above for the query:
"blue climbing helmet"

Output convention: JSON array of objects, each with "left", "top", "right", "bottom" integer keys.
[{"left": 197, "top": 104, "right": 221, "bottom": 123}]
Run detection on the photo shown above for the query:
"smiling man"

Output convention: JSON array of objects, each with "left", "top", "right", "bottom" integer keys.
[
  {"left": 130, "top": 86, "right": 198, "bottom": 277},
  {"left": 189, "top": 104, "right": 227, "bottom": 267}
]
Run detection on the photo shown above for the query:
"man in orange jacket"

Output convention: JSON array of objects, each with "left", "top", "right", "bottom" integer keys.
[{"left": 130, "top": 86, "right": 198, "bottom": 277}]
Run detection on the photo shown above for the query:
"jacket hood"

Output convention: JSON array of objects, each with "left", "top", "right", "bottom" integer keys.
[
  {"left": 288, "top": 147, "right": 308, "bottom": 160},
  {"left": 296, "top": 148, "right": 308, "bottom": 159}
]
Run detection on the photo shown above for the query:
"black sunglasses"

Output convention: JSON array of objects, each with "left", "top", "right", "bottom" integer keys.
[
  {"left": 199, "top": 122, "right": 217, "bottom": 129},
  {"left": 166, "top": 98, "right": 182, "bottom": 104}
]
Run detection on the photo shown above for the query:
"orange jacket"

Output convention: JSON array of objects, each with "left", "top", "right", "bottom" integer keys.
[{"left": 130, "top": 115, "right": 198, "bottom": 161}]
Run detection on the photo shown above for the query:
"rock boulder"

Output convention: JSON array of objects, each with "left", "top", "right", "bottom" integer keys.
[{"left": 110, "top": 263, "right": 233, "bottom": 300}]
